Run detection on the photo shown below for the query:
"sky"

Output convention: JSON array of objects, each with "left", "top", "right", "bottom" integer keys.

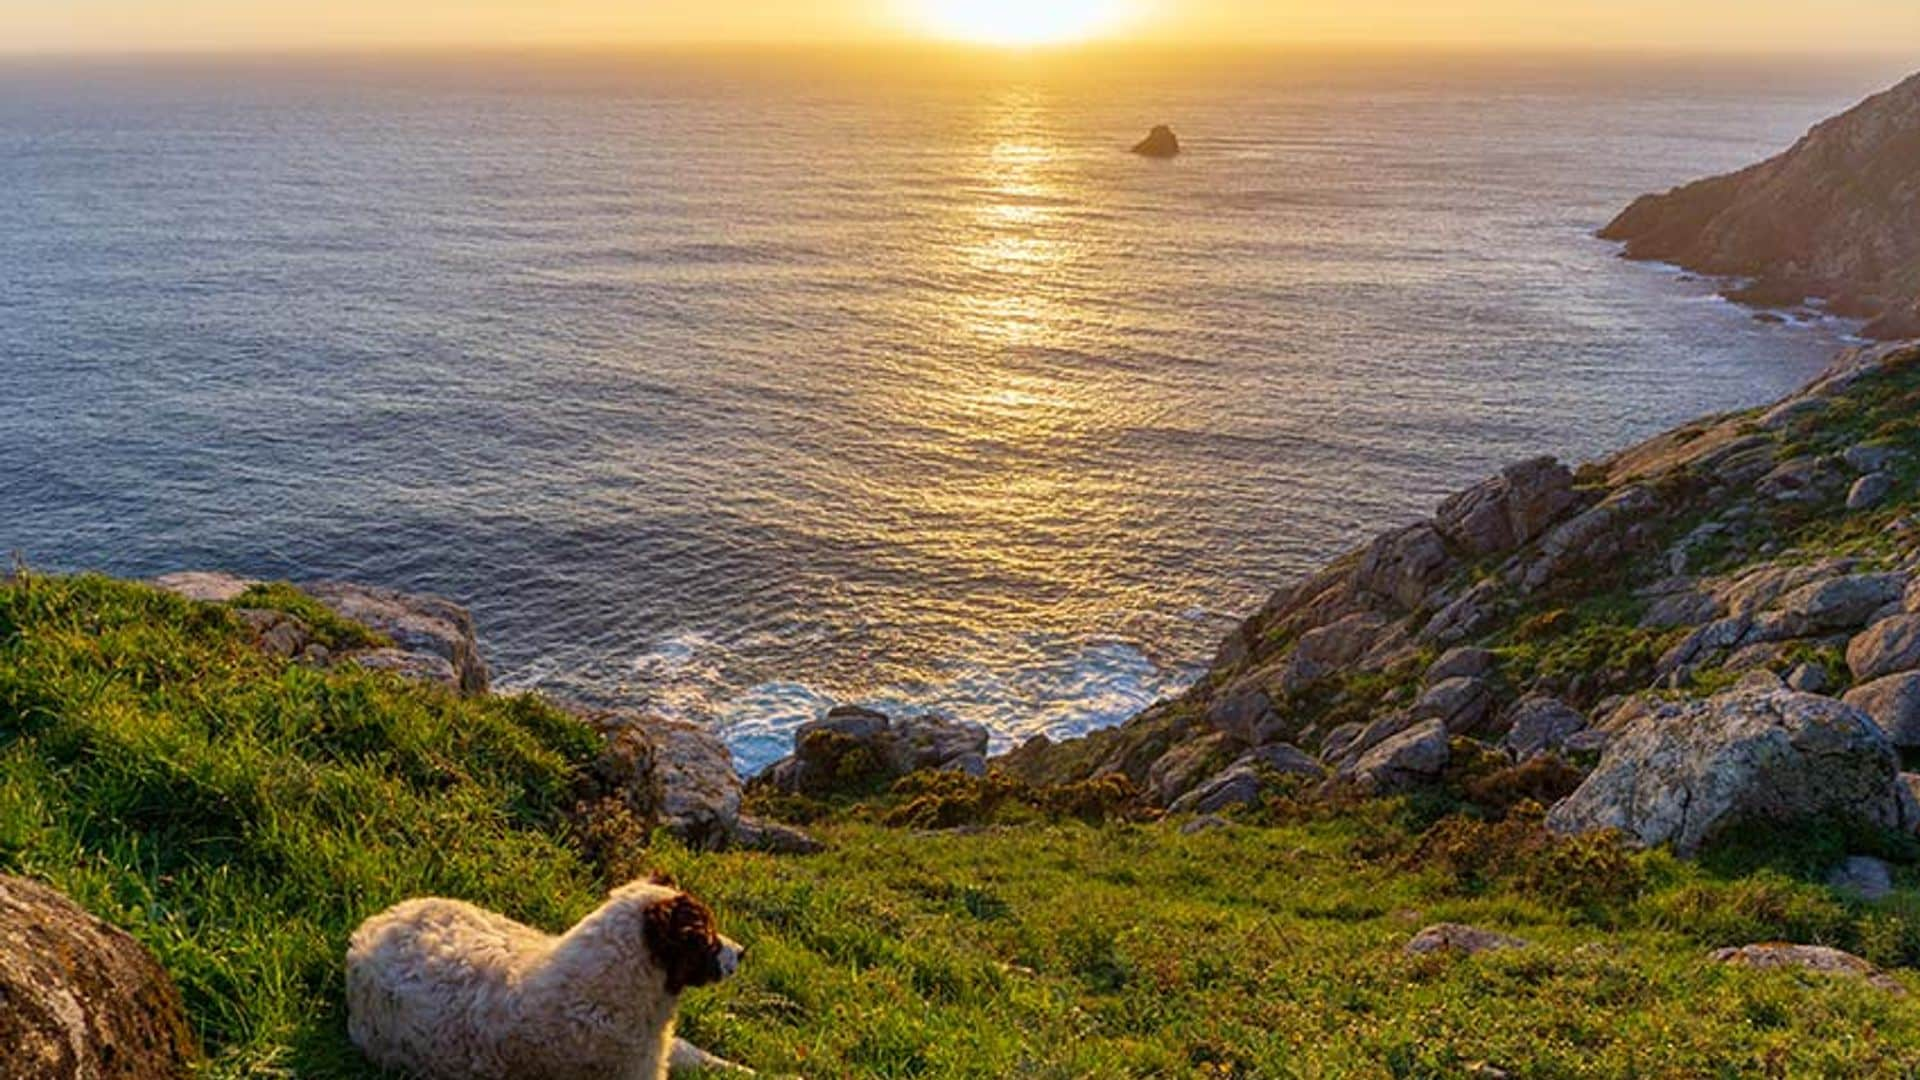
[{"left": 8, "top": 0, "right": 1920, "bottom": 55}]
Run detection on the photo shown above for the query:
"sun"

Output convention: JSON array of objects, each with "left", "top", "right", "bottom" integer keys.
[{"left": 914, "top": 0, "right": 1133, "bottom": 46}]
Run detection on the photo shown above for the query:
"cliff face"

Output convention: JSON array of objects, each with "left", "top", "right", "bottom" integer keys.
[
  {"left": 1600, "top": 72, "right": 1920, "bottom": 339},
  {"left": 1001, "top": 343, "right": 1920, "bottom": 829}
]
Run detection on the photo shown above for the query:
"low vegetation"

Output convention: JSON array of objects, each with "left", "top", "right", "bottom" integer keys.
[{"left": 11, "top": 576, "right": 1920, "bottom": 1077}]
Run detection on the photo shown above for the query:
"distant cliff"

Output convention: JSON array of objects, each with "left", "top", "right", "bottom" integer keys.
[{"left": 1601, "top": 72, "right": 1920, "bottom": 339}]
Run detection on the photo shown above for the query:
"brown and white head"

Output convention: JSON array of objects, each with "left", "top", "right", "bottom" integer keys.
[{"left": 616, "top": 872, "right": 743, "bottom": 995}]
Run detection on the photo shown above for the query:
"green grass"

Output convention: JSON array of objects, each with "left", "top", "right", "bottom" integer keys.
[
  {"left": 660, "top": 814, "right": 1920, "bottom": 1078},
  {"left": 11, "top": 574, "right": 1920, "bottom": 1077},
  {"left": 228, "top": 581, "right": 392, "bottom": 653},
  {"left": 0, "top": 574, "right": 606, "bottom": 1076}
]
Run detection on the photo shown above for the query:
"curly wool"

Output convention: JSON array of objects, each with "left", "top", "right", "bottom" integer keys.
[{"left": 346, "top": 880, "right": 738, "bottom": 1080}]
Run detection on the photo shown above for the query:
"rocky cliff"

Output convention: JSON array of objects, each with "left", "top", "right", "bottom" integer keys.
[
  {"left": 996, "top": 342, "right": 1920, "bottom": 850},
  {"left": 1600, "top": 72, "right": 1920, "bottom": 339}
]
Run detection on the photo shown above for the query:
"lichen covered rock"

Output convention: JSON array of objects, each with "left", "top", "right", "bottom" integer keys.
[
  {"left": 0, "top": 875, "right": 198, "bottom": 1080},
  {"left": 1546, "top": 690, "right": 1916, "bottom": 855}
]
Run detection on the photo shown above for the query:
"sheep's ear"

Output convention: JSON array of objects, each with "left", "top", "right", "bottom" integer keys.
[{"left": 648, "top": 869, "right": 677, "bottom": 888}]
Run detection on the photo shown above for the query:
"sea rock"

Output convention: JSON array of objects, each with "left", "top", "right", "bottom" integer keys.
[
  {"left": 153, "top": 572, "right": 491, "bottom": 694},
  {"left": 1641, "top": 587, "right": 1722, "bottom": 630},
  {"left": 1131, "top": 124, "right": 1181, "bottom": 158},
  {"left": 1600, "top": 72, "right": 1920, "bottom": 340},
  {"left": 347, "top": 647, "right": 462, "bottom": 689},
  {"left": 302, "top": 581, "right": 491, "bottom": 695},
  {"left": 1843, "top": 672, "right": 1920, "bottom": 748},
  {"left": 757, "top": 706, "right": 990, "bottom": 795},
  {"left": 1342, "top": 718, "right": 1449, "bottom": 793},
  {"left": 1404, "top": 923, "right": 1528, "bottom": 957},
  {"left": 0, "top": 875, "right": 199, "bottom": 1080},
  {"left": 1502, "top": 697, "right": 1587, "bottom": 760},
  {"left": 1785, "top": 662, "right": 1832, "bottom": 694},
  {"left": 1274, "top": 612, "right": 1393, "bottom": 693},
  {"left": 1712, "top": 944, "right": 1905, "bottom": 994},
  {"left": 1434, "top": 456, "right": 1578, "bottom": 556},
  {"left": 1420, "top": 580, "right": 1501, "bottom": 645},
  {"left": 1848, "top": 614, "right": 1920, "bottom": 682},
  {"left": 1850, "top": 473, "right": 1896, "bottom": 511},
  {"left": 1546, "top": 689, "right": 1916, "bottom": 855},
  {"left": 1169, "top": 745, "right": 1324, "bottom": 815}
]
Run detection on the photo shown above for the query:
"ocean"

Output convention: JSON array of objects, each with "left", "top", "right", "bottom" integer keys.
[{"left": 2, "top": 49, "right": 1905, "bottom": 772}]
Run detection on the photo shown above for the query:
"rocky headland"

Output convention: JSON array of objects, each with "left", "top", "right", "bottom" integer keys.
[
  {"left": 966, "top": 342, "right": 1920, "bottom": 851},
  {"left": 1601, "top": 71, "right": 1920, "bottom": 338}
]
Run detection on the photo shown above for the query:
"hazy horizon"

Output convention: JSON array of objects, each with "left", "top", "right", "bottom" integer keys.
[{"left": 8, "top": 0, "right": 1920, "bottom": 55}]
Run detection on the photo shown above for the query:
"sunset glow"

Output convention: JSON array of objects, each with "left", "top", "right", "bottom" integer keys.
[{"left": 913, "top": 0, "right": 1133, "bottom": 45}]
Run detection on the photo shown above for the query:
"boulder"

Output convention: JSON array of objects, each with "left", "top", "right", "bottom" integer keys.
[
  {"left": 1357, "top": 524, "right": 1453, "bottom": 611},
  {"left": 1546, "top": 690, "right": 1917, "bottom": 855},
  {"left": 1776, "top": 573, "right": 1907, "bottom": 635},
  {"left": 1420, "top": 580, "right": 1501, "bottom": 645},
  {"left": 733, "top": 816, "right": 825, "bottom": 856},
  {"left": 1204, "top": 685, "right": 1284, "bottom": 744},
  {"left": 1272, "top": 612, "right": 1392, "bottom": 694},
  {"left": 1427, "top": 647, "right": 1496, "bottom": 684},
  {"left": 1845, "top": 443, "right": 1903, "bottom": 474},
  {"left": 1502, "top": 696, "right": 1587, "bottom": 760},
  {"left": 1843, "top": 672, "right": 1920, "bottom": 747},
  {"left": 757, "top": 706, "right": 990, "bottom": 795},
  {"left": 1757, "top": 457, "right": 1844, "bottom": 503},
  {"left": 1712, "top": 944, "right": 1905, "bottom": 994},
  {"left": 1148, "top": 732, "right": 1240, "bottom": 806},
  {"left": 1131, "top": 124, "right": 1181, "bottom": 158},
  {"left": 1848, "top": 614, "right": 1920, "bottom": 682},
  {"left": 1413, "top": 677, "right": 1494, "bottom": 733},
  {"left": 1342, "top": 718, "right": 1449, "bottom": 794},
  {"left": 574, "top": 707, "right": 744, "bottom": 850},
  {"left": 1169, "top": 746, "right": 1324, "bottom": 815},
  {"left": 1404, "top": 923, "right": 1528, "bottom": 957},
  {"left": 1434, "top": 456, "right": 1578, "bottom": 557},
  {"left": 0, "top": 875, "right": 198, "bottom": 1080},
  {"left": 1850, "top": 473, "right": 1896, "bottom": 511},
  {"left": 150, "top": 569, "right": 252, "bottom": 603},
  {"left": 1828, "top": 855, "right": 1895, "bottom": 902}
]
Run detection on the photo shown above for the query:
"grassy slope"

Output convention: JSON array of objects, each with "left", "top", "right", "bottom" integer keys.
[
  {"left": 11, "top": 573, "right": 1920, "bottom": 1075},
  {"left": 662, "top": 813, "right": 1920, "bottom": 1078},
  {"left": 0, "top": 574, "right": 607, "bottom": 1076}
]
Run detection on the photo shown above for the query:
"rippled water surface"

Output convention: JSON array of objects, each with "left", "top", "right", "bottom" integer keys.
[{"left": 2, "top": 51, "right": 1904, "bottom": 770}]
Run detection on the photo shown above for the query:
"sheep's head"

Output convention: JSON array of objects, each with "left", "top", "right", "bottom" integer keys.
[{"left": 639, "top": 874, "right": 742, "bottom": 995}]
